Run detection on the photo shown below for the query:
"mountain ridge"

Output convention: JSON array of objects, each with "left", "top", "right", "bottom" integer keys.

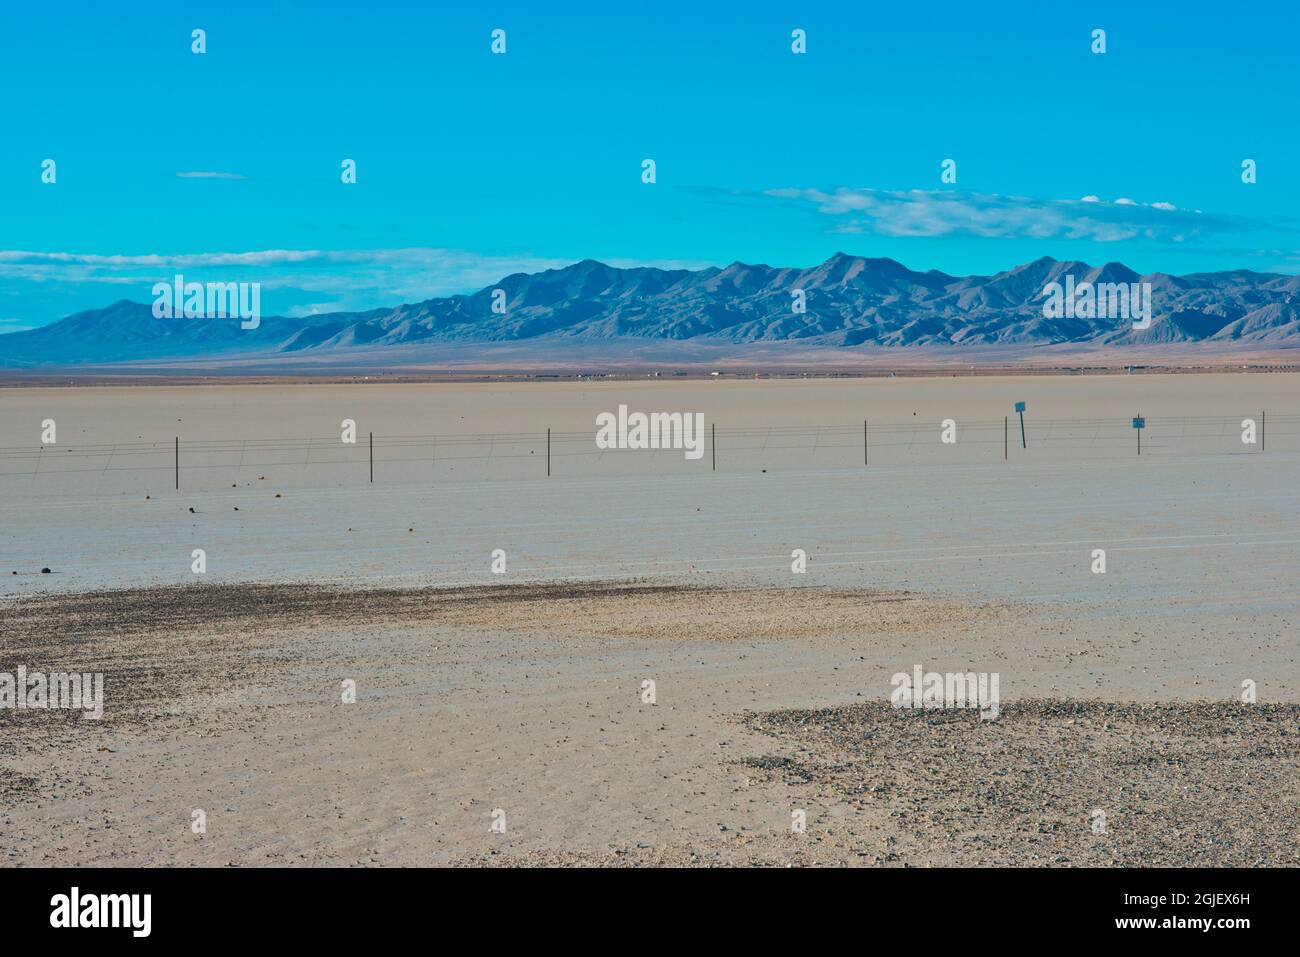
[{"left": 4, "top": 253, "right": 1300, "bottom": 366}]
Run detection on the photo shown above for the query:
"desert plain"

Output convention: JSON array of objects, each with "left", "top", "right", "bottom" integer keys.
[{"left": 1, "top": 372, "right": 1297, "bottom": 866}]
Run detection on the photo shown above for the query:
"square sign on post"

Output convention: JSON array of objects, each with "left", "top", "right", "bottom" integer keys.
[
  {"left": 1132, "top": 415, "right": 1145, "bottom": 455},
  {"left": 1013, "top": 401, "right": 1027, "bottom": 448}
]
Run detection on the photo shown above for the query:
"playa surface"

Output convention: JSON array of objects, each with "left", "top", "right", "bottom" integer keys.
[{"left": 1, "top": 373, "right": 1297, "bottom": 866}]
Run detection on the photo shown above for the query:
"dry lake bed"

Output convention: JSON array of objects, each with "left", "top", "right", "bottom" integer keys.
[{"left": 1, "top": 374, "right": 1297, "bottom": 866}]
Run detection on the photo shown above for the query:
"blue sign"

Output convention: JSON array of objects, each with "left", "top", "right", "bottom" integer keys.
[
  {"left": 1014, "top": 401, "right": 1026, "bottom": 413},
  {"left": 1132, "top": 417, "right": 1145, "bottom": 429}
]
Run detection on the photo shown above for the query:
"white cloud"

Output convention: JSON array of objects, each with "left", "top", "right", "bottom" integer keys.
[
  {"left": 0, "top": 248, "right": 717, "bottom": 319},
  {"left": 176, "top": 171, "right": 246, "bottom": 180},
  {"left": 761, "top": 187, "right": 1253, "bottom": 244}
]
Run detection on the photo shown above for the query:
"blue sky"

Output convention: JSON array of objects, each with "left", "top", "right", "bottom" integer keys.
[{"left": 2, "top": 0, "right": 1297, "bottom": 331}]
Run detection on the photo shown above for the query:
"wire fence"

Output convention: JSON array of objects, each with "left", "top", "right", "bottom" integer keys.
[{"left": 0, "top": 412, "right": 1294, "bottom": 490}]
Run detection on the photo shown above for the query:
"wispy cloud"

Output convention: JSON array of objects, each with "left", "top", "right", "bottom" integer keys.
[
  {"left": 0, "top": 248, "right": 717, "bottom": 323},
  {"left": 0, "top": 248, "right": 570, "bottom": 299},
  {"left": 176, "top": 171, "right": 246, "bottom": 180},
  {"left": 760, "top": 187, "right": 1283, "bottom": 244}
]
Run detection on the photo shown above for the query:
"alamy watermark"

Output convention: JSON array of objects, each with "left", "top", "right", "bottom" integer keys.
[
  {"left": 595, "top": 404, "right": 705, "bottom": 460},
  {"left": 1042, "top": 275, "right": 1152, "bottom": 330},
  {"left": 1, "top": 666, "right": 104, "bottom": 720},
  {"left": 890, "top": 664, "right": 999, "bottom": 720},
  {"left": 50, "top": 887, "right": 150, "bottom": 937},
  {"left": 152, "top": 274, "right": 261, "bottom": 329}
]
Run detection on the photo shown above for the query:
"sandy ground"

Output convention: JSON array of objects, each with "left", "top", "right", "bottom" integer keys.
[
  {"left": 0, "top": 375, "right": 1296, "bottom": 866},
  {"left": 0, "top": 582, "right": 1294, "bottom": 867}
]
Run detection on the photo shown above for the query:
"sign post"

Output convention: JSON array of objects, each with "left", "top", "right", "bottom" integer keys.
[
  {"left": 1014, "top": 402, "right": 1027, "bottom": 449},
  {"left": 1132, "top": 415, "right": 1145, "bottom": 456}
]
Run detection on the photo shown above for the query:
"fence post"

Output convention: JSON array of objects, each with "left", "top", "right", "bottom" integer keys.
[
  {"left": 712, "top": 423, "right": 716, "bottom": 471},
  {"left": 864, "top": 420, "right": 868, "bottom": 466},
  {"left": 547, "top": 428, "right": 551, "bottom": 477},
  {"left": 175, "top": 436, "right": 179, "bottom": 490},
  {"left": 1262, "top": 411, "right": 1265, "bottom": 451},
  {"left": 1004, "top": 417, "right": 1007, "bottom": 461},
  {"left": 369, "top": 432, "right": 373, "bottom": 483}
]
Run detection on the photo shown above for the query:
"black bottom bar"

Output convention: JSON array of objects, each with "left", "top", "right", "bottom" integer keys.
[{"left": 3, "top": 866, "right": 1281, "bottom": 942}]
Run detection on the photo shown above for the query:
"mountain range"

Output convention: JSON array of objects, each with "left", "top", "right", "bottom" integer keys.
[{"left": 3, "top": 254, "right": 1300, "bottom": 368}]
